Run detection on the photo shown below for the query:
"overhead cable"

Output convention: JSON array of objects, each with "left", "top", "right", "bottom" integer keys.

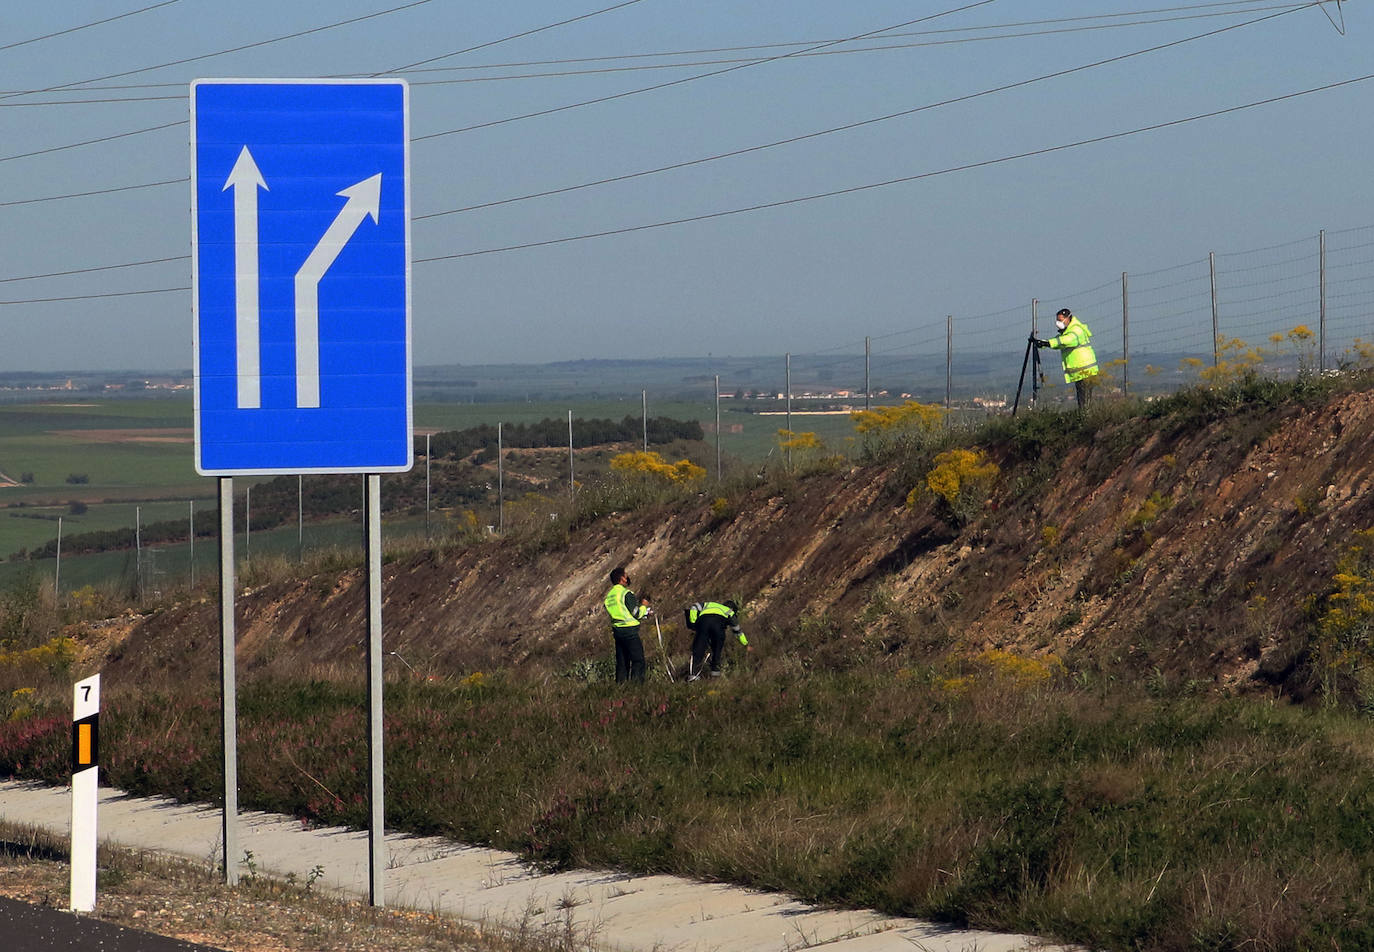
[
  {"left": 417, "top": 2, "right": 1315, "bottom": 220},
  {"left": 4, "top": 1, "right": 1308, "bottom": 102},
  {"left": 413, "top": 0, "right": 1004, "bottom": 141},
  {"left": 377, "top": 0, "right": 653, "bottom": 75},
  {"left": 0, "top": 0, "right": 436, "bottom": 102},
  {"left": 416, "top": 71, "right": 1374, "bottom": 262},
  {"left": 0, "top": 1, "right": 180, "bottom": 54}
]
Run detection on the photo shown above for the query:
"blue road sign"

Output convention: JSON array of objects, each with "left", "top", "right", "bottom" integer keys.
[{"left": 191, "top": 79, "right": 411, "bottom": 475}]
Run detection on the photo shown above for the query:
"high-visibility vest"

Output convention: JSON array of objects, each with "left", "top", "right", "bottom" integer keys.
[
  {"left": 687, "top": 601, "right": 748, "bottom": 646},
  {"left": 1048, "top": 318, "right": 1099, "bottom": 383},
  {"left": 604, "top": 584, "right": 646, "bottom": 628}
]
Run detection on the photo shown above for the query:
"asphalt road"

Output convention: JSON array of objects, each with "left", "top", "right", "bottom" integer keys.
[{"left": 0, "top": 895, "right": 226, "bottom": 952}]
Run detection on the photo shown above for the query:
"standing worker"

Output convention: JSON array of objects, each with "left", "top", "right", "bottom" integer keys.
[
  {"left": 1036, "top": 307, "right": 1099, "bottom": 408},
  {"left": 604, "top": 566, "right": 651, "bottom": 683},
  {"left": 684, "top": 599, "right": 748, "bottom": 680}
]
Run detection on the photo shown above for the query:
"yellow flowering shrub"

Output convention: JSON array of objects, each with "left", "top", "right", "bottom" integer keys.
[
  {"left": 908, "top": 448, "right": 1000, "bottom": 526},
  {"left": 776, "top": 429, "right": 821, "bottom": 451},
  {"left": 850, "top": 401, "right": 943, "bottom": 434},
  {"left": 937, "top": 649, "right": 1064, "bottom": 696},
  {"left": 610, "top": 451, "right": 706, "bottom": 484},
  {"left": 1314, "top": 529, "right": 1374, "bottom": 705},
  {"left": 0, "top": 636, "right": 78, "bottom": 674}
]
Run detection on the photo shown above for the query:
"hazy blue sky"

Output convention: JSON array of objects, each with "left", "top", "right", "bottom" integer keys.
[{"left": 2, "top": 1, "right": 1370, "bottom": 372}]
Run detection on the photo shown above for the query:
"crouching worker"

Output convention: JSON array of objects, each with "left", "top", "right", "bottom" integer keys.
[
  {"left": 685, "top": 600, "right": 748, "bottom": 680},
  {"left": 604, "top": 566, "right": 651, "bottom": 683}
]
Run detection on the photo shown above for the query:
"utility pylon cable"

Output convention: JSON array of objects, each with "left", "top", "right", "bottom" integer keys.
[
  {"left": 412, "top": 0, "right": 1004, "bottom": 141},
  {"left": 5, "top": 69, "right": 1368, "bottom": 289},
  {"left": 1, "top": 1, "right": 181, "bottom": 54},
  {"left": 377, "top": 0, "right": 652, "bottom": 75},
  {"left": 416, "top": 71, "right": 1374, "bottom": 263},
  {"left": 416, "top": 1, "right": 1316, "bottom": 220},
  {"left": 3, "top": 1, "right": 1309, "bottom": 101},
  {"left": 0, "top": 0, "right": 437, "bottom": 102}
]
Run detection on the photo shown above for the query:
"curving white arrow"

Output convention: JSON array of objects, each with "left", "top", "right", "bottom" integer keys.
[
  {"left": 223, "top": 146, "right": 268, "bottom": 409},
  {"left": 294, "top": 173, "right": 382, "bottom": 409}
]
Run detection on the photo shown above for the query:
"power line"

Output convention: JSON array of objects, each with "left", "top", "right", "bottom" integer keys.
[
  {"left": 0, "top": 287, "right": 189, "bottom": 306},
  {"left": 3, "top": 1, "right": 1307, "bottom": 102},
  {"left": 415, "top": 72, "right": 1374, "bottom": 262},
  {"left": 8, "top": 2, "right": 1005, "bottom": 203},
  {"left": 378, "top": 0, "right": 653, "bottom": 75},
  {"left": 0, "top": 1, "right": 180, "bottom": 54},
  {"left": 0, "top": 0, "right": 437, "bottom": 102},
  {"left": 0, "top": 178, "right": 187, "bottom": 209},
  {"left": 0, "top": 0, "right": 666, "bottom": 165},
  {"left": 0, "top": 256, "right": 189, "bottom": 285},
  {"left": 6, "top": 69, "right": 1369, "bottom": 289},
  {"left": 0, "top": 120, "right": 185, "bottom": 165},
  {"left": 413, "top": 0, "right": 1003, "bottom": 141},
  {"left": 416, "top": 2, "right": 1314, "bottom": 221}
]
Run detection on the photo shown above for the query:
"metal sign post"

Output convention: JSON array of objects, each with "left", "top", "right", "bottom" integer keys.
[
  {"left": 191, "top": 78, "right": 411, "bottom": 907},
  {"left": 218, "top": 477, "right": 238, "bottom": 886},
  {"left": 365, "top": 475, "right": 385, "bottom": 904},
  {"left": 70, "top": 673, "right": 100, "bottom": 911}
]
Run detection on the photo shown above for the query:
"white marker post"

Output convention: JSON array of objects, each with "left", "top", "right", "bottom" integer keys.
[{"left": 70, "top": 673, "right": 100, "bottom": 912}]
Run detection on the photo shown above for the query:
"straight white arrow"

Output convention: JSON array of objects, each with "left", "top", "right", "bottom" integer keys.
[
  {"left": 294, "top": 173, "right": 382, "bottom": 409},
  {"left": 222, "top": 147, "right": 268, "bottom": 409}
]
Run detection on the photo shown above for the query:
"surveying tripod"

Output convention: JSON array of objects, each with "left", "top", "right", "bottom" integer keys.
[{"left": 1012, "top": 335, "right": 1045, "bottom": 416}]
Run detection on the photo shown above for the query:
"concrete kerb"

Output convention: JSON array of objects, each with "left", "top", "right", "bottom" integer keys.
[{"left": 0, "top": 780, "right": 1079, "bottom": 952}]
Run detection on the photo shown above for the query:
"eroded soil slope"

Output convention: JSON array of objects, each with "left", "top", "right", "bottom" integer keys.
[{"left": 98, "top": 388, "right": 1374, "bottom": 695}]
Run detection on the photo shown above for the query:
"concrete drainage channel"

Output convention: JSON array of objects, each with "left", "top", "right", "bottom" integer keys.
[{"left": 0, "top": 780, "right": 1079, "bottom": 952}]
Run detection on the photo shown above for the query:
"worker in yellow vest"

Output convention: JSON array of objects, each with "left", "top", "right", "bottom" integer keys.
[
  {"left": 684, "top": 599, "right": 748, "bottom": 680},
  {"left": 1036, "top": 307, "right": 1099, "bottom": 408},
  {"left": 603, "top": 565, "right": 651, "bottom": 683}
]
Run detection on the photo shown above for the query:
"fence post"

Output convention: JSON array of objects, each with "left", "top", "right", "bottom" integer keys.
[
  {"left": 1319, "top": 229, "right": 1327, "bottom": 374},
  {"left": 714, "top": 374, "right": 722, "bottom": 480},
  {"left": 864, "top": 336, "right": 871, "bottom": 411},
  {"left": 785, "top": 352, "right": 792, "bottom": 472},
  {"left": 945, "top": 315, "right": 953, "bottom": 413},
  {"left": 1209, "top": 251, "right": 1219, "bottom": 369},
  {"left": 642, "top": 389, "right": 648, "bottom": 452},
  {"left": 497, "top": 421, "right": 504, "bottom": 533},
  {"left": 567, "top": 410, "right": 574, "bottom": 496},
  {"left": 1122, "top": 271, "right": 1130, "bottom": 398}
]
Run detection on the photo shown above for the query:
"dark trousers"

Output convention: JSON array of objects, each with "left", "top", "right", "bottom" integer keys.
[
  {"left": 690, "top": 617, "right": 728, "bottom": 675},
  {"left": 1074, "top": 379, "right": 1091, "bottom": 409},
  {"left": 613, "top": 626, "right": 646, "bottom": 682}
]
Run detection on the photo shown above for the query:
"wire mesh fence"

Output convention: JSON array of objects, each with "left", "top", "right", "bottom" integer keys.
[{"left": 769, "top": 224, "right": 1373, "bottom": 409}]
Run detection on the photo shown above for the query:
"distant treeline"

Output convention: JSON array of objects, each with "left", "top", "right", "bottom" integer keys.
[
  {"left": 23, "top": 518, "right": 215, "bottom": 561},
  {"left": 423, "top": 415, "right": 703, "bottom": 462}
]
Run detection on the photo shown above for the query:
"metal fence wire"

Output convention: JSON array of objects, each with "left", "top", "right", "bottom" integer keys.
[{"left": 775, "top": 224, "right": 1374, "bottom": 407}]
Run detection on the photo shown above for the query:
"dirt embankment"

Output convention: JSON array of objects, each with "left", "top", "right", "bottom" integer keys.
[{"left": 97, "top": 389, "right": 1374, "bottom": 695}]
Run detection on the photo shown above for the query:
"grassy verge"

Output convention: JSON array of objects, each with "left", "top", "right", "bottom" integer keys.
[{"left": 3, "top": 663, "right": 1373, "bottom": 951}]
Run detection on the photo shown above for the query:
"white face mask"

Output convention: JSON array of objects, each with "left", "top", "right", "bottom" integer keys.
[{"left": 1056, "top": 319, "right": 1067, "bottom": 332}]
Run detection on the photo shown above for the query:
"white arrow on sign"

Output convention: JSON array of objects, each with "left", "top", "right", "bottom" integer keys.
[
  {"left": 294, "top": 173, "right": 382, "bottom": 409},
  {"left": 222, "top": 147, "right": 268, "bottom": 410}
]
